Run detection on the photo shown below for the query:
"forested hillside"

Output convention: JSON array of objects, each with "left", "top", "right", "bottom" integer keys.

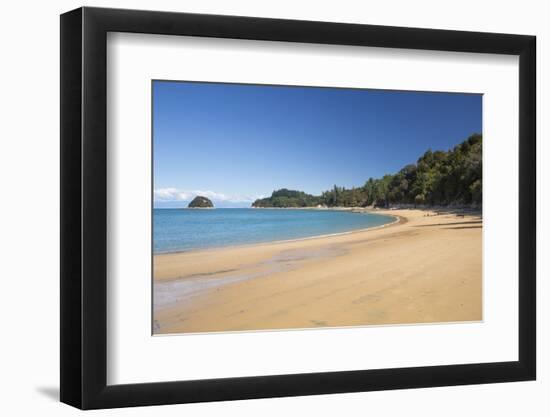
[
  {"left": 252, "top": 133, "right": 482, "bottom": 208},
  {"left": 252, "top": 189, "right": 321, "bottom": 208}
]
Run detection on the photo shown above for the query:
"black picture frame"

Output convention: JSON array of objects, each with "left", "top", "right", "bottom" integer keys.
[{"left": 60, "top": 6, "right": 536, "bottom": 410}]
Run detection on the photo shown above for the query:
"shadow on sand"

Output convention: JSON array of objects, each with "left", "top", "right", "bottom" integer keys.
[
  {"left": 443, "top": 225, "right": 483, "bottom": 230},
  {"left": 414, "top": 220, "right": 482, "bottom": 228}
]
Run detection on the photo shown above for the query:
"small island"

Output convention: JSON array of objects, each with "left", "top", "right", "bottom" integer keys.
[
  {"left": 153, "top": 79, "right": 484, "bottom": 336},
  {"left": 188, "top": 196, "right": 214, "bottom": 208}
]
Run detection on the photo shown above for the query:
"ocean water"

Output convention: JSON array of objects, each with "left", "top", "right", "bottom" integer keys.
[{"left": 153, "top": 208, "right": 395, "bottom": 253}]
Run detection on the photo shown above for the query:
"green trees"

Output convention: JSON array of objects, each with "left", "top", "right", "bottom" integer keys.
[
  {"left": 320, "top": 185, "right": 368, "bottom": 208},
  {"left": 251, "top": 134, "right": 482, "bottom": 208},
  {"left": 359, "top": 133, "right": 482, "bottom": 207},
  {"left": 188, "top": 196, "right": 214, "bottom": 208},
  {"left": 252, "top": 188, "right": 322, "bottom": 208}
]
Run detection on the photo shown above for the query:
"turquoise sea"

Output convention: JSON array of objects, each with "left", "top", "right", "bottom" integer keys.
[{"left": 153, "top": 208, "right": 395, "bottom": 253}]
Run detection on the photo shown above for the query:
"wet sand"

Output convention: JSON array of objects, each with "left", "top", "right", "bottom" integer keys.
[{"left": 153, "top": 209, "right": 482, "bottom": 334}]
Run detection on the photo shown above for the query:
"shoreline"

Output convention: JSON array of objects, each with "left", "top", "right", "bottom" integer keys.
[
  {"left": 154, "top": 211, "right": 400, "bottom": 256},
  {"left": 153, "top": 208, "right": 482, "bottom": 334}
]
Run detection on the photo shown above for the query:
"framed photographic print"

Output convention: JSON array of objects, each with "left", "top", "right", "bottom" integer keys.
[{"left": 60, "top": 7, "right": 536, "bottom": 409}]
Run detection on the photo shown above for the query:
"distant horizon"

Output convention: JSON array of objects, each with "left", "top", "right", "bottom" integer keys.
[{"left": 153, "top": 81, "right": 482, "bottom": 208}]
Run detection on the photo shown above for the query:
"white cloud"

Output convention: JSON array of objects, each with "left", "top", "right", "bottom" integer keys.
[{"left": 154, "top": 188, "right": 264, "bottom": 203}]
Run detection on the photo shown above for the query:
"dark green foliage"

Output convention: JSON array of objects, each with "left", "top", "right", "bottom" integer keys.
[
  {"left": 252, "top": 188, "right": 321, "bottom": 208},
  {"left": 321, "top": 185, "right": 369, "bottom": 208},
  {"left": 412, "top": 133, "right": 482, "bottom": 206},
  {"left": 188, "top": 196, "right": 214, "bottom": 208},
  {"left": 252, "top": 134, "right": 482, "bottom": 208}
]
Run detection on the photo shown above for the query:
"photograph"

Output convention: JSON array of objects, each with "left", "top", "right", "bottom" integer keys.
[
  {"left": 152, "top": 81, "right": 483, "bottom": 335},
  {"left": 52, "top": 4, "right": 538, "bottom": 412}
]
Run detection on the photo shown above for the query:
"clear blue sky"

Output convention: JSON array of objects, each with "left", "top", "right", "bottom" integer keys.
[{"left": 153, "top": 80, "right": 481, "bottom": 208}]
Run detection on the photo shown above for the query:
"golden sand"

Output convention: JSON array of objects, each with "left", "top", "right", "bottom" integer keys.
[{"left": 153, "top": 209, "right": 482, "bottom": 334}]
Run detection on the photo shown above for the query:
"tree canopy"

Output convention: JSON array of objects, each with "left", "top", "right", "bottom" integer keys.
[
  {"left": 252, "top": 133, "right": 482, "bottom": 208},
  {"left": 188, "top": 196, "right": 214, "bottom": 208},
  {"left": 252, "top": 188, "right": 321, "bottom": 208}
]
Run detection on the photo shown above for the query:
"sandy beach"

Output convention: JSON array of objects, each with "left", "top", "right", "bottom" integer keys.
[{"left": 153, "top": 209, "right": 482, "bottom": 334}]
